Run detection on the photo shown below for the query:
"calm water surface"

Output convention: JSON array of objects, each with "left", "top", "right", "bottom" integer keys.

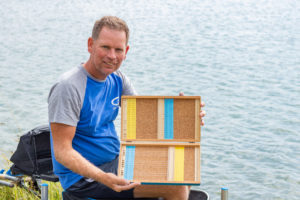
[{"left": 0, "top": 0, "right": 299, "bottom": 199}]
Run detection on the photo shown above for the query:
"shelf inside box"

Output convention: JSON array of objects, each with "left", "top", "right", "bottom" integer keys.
[
  {"left": 118, "top": 142, "right": 200, "bottom": 185},
  {"left": 121, "top": 96, "right": 201, "bottom": 142}
]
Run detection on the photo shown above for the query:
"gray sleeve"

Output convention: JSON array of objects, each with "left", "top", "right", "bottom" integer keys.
[
  {"left": 48, "top": 81, "right": 83, "bottom": 126},
  {"left": 115, "top": 70, "right": 137, "bottom": 95}
]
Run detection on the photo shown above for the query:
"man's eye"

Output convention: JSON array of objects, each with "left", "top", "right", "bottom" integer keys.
[
  {"left": 102, "top": 46, "right": 109, "bottom": 49},
  {"left": 116, "top": 49, "right": 123, "bottom": 52}
]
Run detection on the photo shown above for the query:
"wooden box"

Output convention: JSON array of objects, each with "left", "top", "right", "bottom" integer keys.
[{"left": 118, "top": 96, "right": 201, "bottom": 185}]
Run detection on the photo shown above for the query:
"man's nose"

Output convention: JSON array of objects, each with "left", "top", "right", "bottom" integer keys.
[{"left": 107, "top": 49, "right": 116, "bottom": 59}]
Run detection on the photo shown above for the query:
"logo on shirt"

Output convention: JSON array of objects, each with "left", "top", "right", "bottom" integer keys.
[{"left": 111, "top": 97, "right": 119, "bottom": 109}]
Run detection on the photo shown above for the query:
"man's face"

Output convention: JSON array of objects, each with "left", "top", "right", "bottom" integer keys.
[{"left": 88, "top": 26, "right": 129, "bottom": 80}]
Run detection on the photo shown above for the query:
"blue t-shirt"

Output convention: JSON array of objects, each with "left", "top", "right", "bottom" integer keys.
[{"left": 48, "top": 65, "right": 136, "bottom": 189}]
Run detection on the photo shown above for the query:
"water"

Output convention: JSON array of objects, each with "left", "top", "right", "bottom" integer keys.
[{"left": 0, "top": 0, "right": 299, "bottom": 199}]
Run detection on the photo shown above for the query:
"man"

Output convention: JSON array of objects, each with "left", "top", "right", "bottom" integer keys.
[{"left": 48, "top": 16, "right": 205, "bottom": 200}]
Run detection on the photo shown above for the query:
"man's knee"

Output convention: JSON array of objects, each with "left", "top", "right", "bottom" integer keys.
[
  {"left": 160, "top": 185, "right": 189, "bottom": 200},
  {"left": 134, "top": 185, "right": 190, "bottom": 200},
  {"left": 170, "top": 185, "right": 189, "bottom": 199}
]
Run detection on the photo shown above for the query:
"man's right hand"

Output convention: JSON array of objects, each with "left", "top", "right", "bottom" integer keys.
[{"left": 101, "top": 173, "right": 140, "bottom": 192}]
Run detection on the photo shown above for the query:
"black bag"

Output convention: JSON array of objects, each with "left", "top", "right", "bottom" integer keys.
[{"left": 10, "top": 125, "right": 58, "bottom": 182}]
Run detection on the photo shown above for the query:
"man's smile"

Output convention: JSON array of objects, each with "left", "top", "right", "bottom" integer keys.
[{"left": 103, "top": 60, "right": 117, "bottom": 66}]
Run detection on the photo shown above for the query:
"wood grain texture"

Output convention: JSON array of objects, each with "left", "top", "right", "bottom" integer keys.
[
  {"left": 195, "top": 146, "right": 201, "bottom": 182},
  {"left": 167, "top": 147, "right": 175, "bottom": 181},
  {"left": 157, "top": 99, "right": 165, "bottom": 139},
  {"left": 121, "top": 99, "right": 127, "bottom": 140}
]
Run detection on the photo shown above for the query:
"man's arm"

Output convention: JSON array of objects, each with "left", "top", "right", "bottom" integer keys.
[{"left": 50, "top": 123, "right": 139, "bottom": 192}]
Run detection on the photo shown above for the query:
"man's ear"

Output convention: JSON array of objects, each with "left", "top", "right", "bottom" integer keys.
[
  {"left": 125, "top": 45, "right": 130, "bottom": 54},
  {"left": 87, "top": 37, "right": 94, "bottom": 53},
  {"left": 124, "top": 45, "right": 130, "bottom": 59}
]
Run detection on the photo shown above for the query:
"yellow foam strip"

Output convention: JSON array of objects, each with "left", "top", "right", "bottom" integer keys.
[
  {"left": 174, "top": 146, "right": 184, "bottom": 181},
  {"left": 126, "top": 99, "right": 136, "bottom": 139}
]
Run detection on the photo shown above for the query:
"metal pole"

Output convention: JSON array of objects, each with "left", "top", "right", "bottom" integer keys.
[
  {"left": 0, "top": 180, "right": 14, "bottom": 187},
  {"left": 221, "top": 187, "right": 228, "bottom": 200},
  {"left": 41, "top": 183, "right": 48, "bottom": 200},
  {"left": 0, "top": 174, "right": 19, "bottom": 182}
]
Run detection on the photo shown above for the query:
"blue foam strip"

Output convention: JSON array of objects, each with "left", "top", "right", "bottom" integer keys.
[
  {"left": 124, "top": 146, "right": 135, "bottom": 180},
  {"left": 164, "top": 99, "right": 174, "bottom": 139}
]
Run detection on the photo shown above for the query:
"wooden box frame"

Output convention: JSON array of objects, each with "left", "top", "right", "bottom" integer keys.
[{"left": 118, "top": 96, "right": 201, "bottom": 185}]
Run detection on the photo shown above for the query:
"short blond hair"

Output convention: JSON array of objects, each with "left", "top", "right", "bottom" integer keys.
[{"left": 92, "top": 16, "right": 130, "bottom": 45}]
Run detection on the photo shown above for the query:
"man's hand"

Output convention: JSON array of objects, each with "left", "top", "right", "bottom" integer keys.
[
  {"left": 179, "top": 92, "right": 206, "bottom": 126},
  {"left": 101, "top": 173, "right": 140, "bottom": 192}
]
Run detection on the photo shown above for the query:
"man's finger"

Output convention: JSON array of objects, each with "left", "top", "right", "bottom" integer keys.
[
  {"left": 200, "top": 101, "right": 205, "bottom": 107},
  {"left": 114, "top": 182, "right": 140, "bottom": 192},
  {"left": 200, "top": 110, "right": 206, "bottom": 117},
  {"left": 104, "top": 172, "right": 130, "bottom": 187},
  {"left": 114, "top": 177, "right": 130, "bottom": 186}
]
